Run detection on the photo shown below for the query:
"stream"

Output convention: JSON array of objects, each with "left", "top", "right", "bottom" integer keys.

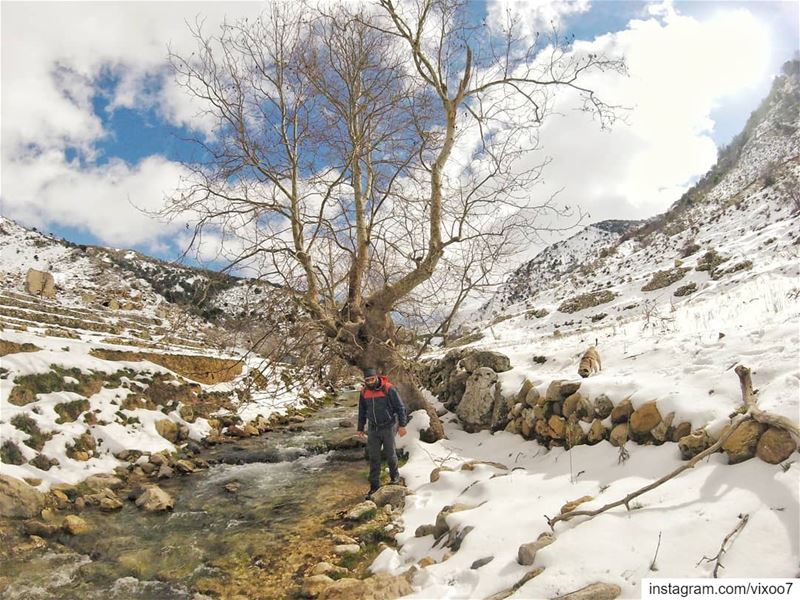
[{"left": 0, "top": 393, "right": 374, "bottom": 599}]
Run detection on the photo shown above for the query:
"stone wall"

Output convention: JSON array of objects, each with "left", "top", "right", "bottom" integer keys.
[{"left": 416, "top": 350, "right": 796, "bottom": 465}]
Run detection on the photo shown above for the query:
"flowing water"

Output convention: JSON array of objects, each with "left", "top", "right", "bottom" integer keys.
[{"left": 0, "top": 395, "right": 372, "bottom": 599}]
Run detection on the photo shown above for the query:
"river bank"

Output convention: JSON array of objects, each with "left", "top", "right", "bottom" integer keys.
[{"left": 0, "top": 393, "right": 407, "bottom": 599}]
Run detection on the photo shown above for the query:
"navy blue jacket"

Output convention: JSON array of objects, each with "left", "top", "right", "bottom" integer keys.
[{"left": 357, "top": 376, "right": 408, "bottom": 431}]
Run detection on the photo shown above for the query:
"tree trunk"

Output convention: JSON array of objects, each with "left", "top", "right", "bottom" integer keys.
[{"left": 348, "top": 311, "right": 445, "bottom": 442}]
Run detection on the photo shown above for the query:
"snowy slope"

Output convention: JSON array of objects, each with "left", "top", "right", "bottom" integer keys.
[{"left": 375, "top": 63, "right": 800, "bottom": 597}]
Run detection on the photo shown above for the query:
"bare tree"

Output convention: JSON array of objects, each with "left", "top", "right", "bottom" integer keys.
[{"left": 163, "top": 0, "right": 625, "bottom": 440}]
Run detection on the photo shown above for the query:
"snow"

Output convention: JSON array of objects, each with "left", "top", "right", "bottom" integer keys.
[{"left": 370, "top": 71, "right": 800, "bottom": 597}]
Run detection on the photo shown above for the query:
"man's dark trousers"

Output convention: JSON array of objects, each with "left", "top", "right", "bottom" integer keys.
[{"left": 368, "top": 424, "right": 398, "bottom": 490}]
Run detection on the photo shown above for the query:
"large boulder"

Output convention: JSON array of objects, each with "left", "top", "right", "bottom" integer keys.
[
  {"left": 756, "top": 427, "right": 797, "bottom": 464},
  {"left": 25, "top": 268, "right": 56, "bottom": 298},
  {"left": 678, "top": 429, "right": 712, "bottom": 460},
  {"left": 459, "top": 350, "right": 511, "bottom": 374},
  {"left": 456, "top": 367, "right": 499, "bottom": 432},
  {"left": 0, "top": 474, "right": 45, "bottom": 518}
]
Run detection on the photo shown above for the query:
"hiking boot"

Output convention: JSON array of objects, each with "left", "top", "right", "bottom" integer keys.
[
  {"left": 366, "top": 487, "right": 379, "bottom": 500},
  {"left": 389, "top": 476, "right": 401, "bottom": 486}
]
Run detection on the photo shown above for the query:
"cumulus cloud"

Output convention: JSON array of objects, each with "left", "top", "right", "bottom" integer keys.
[
  {"left": 514, "top": 5, "right": 772, "bottom": 238},
  {"left": 486, "top": 0, "right": 591, "bottom": 38},
  {"left": 2, "top": 152, "right": 188, "bottom": 251},
  {"left": 0, "top": 0, "right": 779, "bottom": 260}
]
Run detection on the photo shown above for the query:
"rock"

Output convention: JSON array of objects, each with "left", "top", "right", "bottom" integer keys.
[
  {"left": 587, "top": 419, "right": 606, "bottom": 444},
  {"left": 517, "top": 533, "right": 554, "bottom": 565},
  {"left": 459, "top": 350, "right": 511, "bottom": 373},
  {"left": 149, "top": 453, "right": 168, "bottom": 466},
  {"left": 174, "top": 459, "right": 196, "bottom": 473},
  {"left": 157, "top": 465, "right": 174, "bottom": 479},
  {"left": 415, "top": 524, "right": 437, "bottom": 538},
  {"left": 671, "top": 422, "right": 692, "bottom": 442},
  {"left": 629, "top": 402, "right": 662, "bottom": 435},
  {"left": 303, "top": 574, "right": 333, "bottom": 598},
  {"left": 311, "top": 562, "right": 349, "bottom": 577},
  {"left": 524, "top": 386, "right": 541, "bottom": 407},
  {"left": 559, "top": 381, "right": 581, "bottom": 397},
  {"left": 456, "top": 367, "right": 499, "bottom": 432},
  {"left": 344, "top": 500, "right": 377, "bottom": 521},
  {"left": 62, "top": 515, "right": 89, "bottom": 535},
  {"left": 471, "top": 556, "right": 494, "bottom": 569},
  {"left": 429, "top": 466, "right": 454, "bottom": 483},
  {"left": 25, "top": 268, "right": 56, "bottom": 298},
  {"left": 155, "top": 419, "right": 179, "bottom": 443},
  {"left": 461, "top": 460, "right": 508, "bottom": 472},
  {"left": 332, "top": 533, "right": 358, "bottom": 545},
  {"left": 491, "top": 382, "right": 512, "bottom": 430},
  {"left": 554, "top": 582, "right": 622, "bottom": 599},
  {"left": 303, "top": 574, "right": 334, "bottom": 597},
  {"left": 430, "top": 504, "right": 473, "bottom": 539},
  {"left": 52, "top": 490, "right": 70, "bottom": 508},
  {"left": 418, "top": 557, "right": 436, "bottom": 568},
  {"left": 722, "top": 420, "right": 766, "bottom": 464},
  {"left": 140, "top": 462, "right": 156, "bottom": 475},
  {"left": 23, "top": 519, "right": 60, "bottom": 537},
  {"left": 318, "top": 573, "right": 412, "bottom": 600},
  {"left": 100, "top": 496, "right": 124, "bottom": 511},
  {"left": 338, "top": 420, "right": 354, "bottom": 428},
  {"left": 545, "top": 380, "right": 563, "bottom": 403},
  {"left": 74, "top": 497, "right": 86, "bottom": 510},
  {"left": 651, "top": 412, "right": 675, "bottom": 443},
  {"left": 610, "top": 399, "right": 633, "bottom": 423},
  {"left": 333, "top": 544, "right": 361, "bottom": 555},
  {"left": 0, "top": 475, "right": 46, "bottom": 518},
  {"left": 84, "top": 474, "right": 124, "bottom": 491},
  {"left": 224, "top": 482, "right": 241, "bottom": 494},
  {"left": 548, "top": 415, "right": 566, "bottom": 439},
  {"left": 444, "top": 525, "right": 474, "bottom": 552},
  {"left": 560, "top": 495, "right": 593, "bottom": 514},
  {"left": 593, "top": 395, "right": 613, "bottom": 419},
  {"left": 609, "top": 423, "right": 629, "bottom": 447},
  {"left": 678, "top": 429, "right": 712, "bottom": 460},
  {"left": 135, "top": 485, "right": 175, "bottom": 512},
  {"left": 756, "top": 427, "right": 797, "bottom": 464},
  {"left": 243, "top": 424, "right": 260, "bottom": 437},
  {"left": 371, "top": 485, "right": 405, "bottom": 509}
]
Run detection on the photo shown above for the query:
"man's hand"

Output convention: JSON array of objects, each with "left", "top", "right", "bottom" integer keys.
[
  {"left": 356, "top": 430, "right": 366, "bottom": 440},
  {"left": 397, "top": 427, "right": 407, "bottom": 437}
]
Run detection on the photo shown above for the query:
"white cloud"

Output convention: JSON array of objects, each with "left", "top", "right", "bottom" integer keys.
[
  {"left": 486, "top": 0, "right": 591, "bottom": 39},
  {"left": 1, "top": 152, "right": 187, "bottom": 251},
  {"left": 512, "top": 5, "right": 772, "bottom": 233},
  {"left": 0, "top": 0, "right": 779, "bottom": 259}
]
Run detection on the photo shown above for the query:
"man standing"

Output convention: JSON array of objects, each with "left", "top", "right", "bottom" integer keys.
[{"left": 356, "top": 368, "right": 408, "bottom": 498}]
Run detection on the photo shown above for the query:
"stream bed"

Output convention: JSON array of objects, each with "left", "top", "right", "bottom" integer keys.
[{"left": 0, "top": 396, "right": 375, "bottom": 599}]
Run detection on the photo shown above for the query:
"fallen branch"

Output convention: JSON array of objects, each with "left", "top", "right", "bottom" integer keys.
[
  {"left": 735, "top": 365, "right": 799, "bottom": 438},
  {"left": 696, "top": 513, "right": 749, "bottom": 577},
  {"left": 649, "top": 531, "right": 662, "bottom": 572},
  {"left": 546, "top": 412, "right": 750, "bottom": 529},
  {"left": 548, "top": 364, "right": 797, "bottom": 530}
]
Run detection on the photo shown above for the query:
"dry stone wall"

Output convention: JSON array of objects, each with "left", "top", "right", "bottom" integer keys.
[{"left": 416, "top": 350, "right": 797, "bottom": 465}]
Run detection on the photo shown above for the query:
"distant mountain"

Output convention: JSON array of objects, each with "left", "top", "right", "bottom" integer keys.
[
  {"left": 480, "top": 219, "right": 643, "bottom": 317},
  {"left": 468, "top": 59, "right": 799, "bottom": 334}
]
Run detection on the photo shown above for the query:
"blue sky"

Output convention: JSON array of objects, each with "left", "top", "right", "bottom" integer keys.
[{"left": 2, "top": 0, "right": 798, "bottom": 262}]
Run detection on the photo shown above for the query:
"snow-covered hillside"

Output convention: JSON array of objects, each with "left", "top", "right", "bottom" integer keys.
[{"left": 374, "top": 62, "right": 800, "bottom": 597}]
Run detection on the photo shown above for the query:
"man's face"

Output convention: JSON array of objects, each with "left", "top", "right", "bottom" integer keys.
[{"left": 365, "top": 375, "right": 378, "bottom": 387}]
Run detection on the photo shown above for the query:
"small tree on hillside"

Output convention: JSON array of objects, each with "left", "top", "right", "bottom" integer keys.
[{"left": 164, "top": 0, "right": 625, "bottom": 439}]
